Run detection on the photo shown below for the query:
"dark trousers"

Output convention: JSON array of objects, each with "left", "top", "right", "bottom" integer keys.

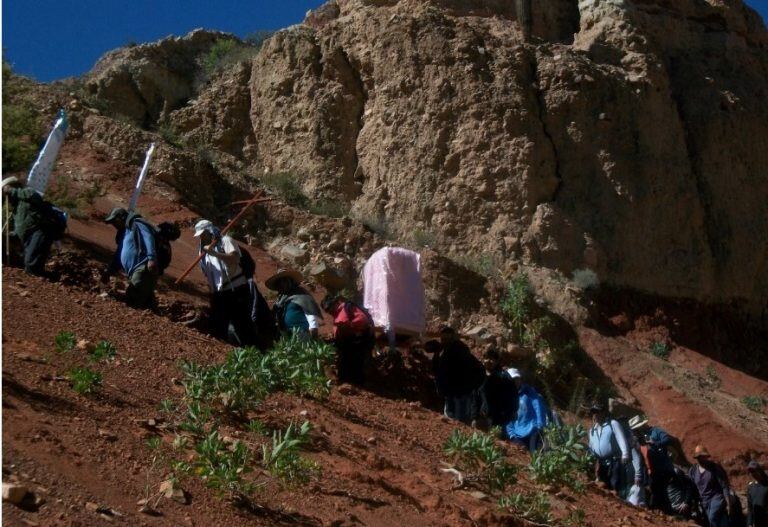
[
  {"left": 126, "top": 263, "right": 159, "bottom": 309},
  {"left": 22, "top": 229, "right": 54, "bottom": 276},
  {"left": 597, "top": 457, "right": 624, "bottom": 491},
  {"left": 650, "top": 471, "right": 673, "bottom": 513},
  {"left": 335, "top": 334, "right": 373, "bottom": 385},
  {"left": 210, "top": 283, "right": 256, "bottom": 347}
]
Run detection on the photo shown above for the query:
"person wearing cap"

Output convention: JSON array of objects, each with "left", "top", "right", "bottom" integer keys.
[
  {"left": 266, "top": 268, "right": 322, "bottom": 339},
  {"left": 3, "top": 176, "right": 60, "bottom": 276},
  {"left": 746, "top": 460, "right": 768, "bottom": 527},
  {"left": 629, "top": 415, "right": 675, "bottom": 512},
  {"left": 478, "top": 346, "right": 519, "bottom": 436},
  {"left": 688, "top": 445, "right": 732, "bottom": 527},
  {"left": 588, "top": 403, "right": 632, "bottom": 494},
  {"left": 321, "top": 293, "right": 375, "bottom": 385},
  {"left": 193, "top": 219, "right": 256, "bottom": 346},
  {"left": 103, "top": 207, "right": 159, "bottom": 308},
  {"left": 505, "top": 368, "right": 548, "bottom": 452},
  {"left": 432, "top": 326, "right": 486, "bottom": 425}
]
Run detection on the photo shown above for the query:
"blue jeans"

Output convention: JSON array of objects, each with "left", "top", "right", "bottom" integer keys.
[{"left": 704, "top": 495, "right": 730, "bottom": 527}]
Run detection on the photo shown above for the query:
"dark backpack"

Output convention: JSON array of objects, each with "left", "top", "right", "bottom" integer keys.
[
  {"left": 38, "top": 201, "right": 68, "bottom": 240},
  {"left": 239, "top": 246, "right": 256, "bottom": 278}
]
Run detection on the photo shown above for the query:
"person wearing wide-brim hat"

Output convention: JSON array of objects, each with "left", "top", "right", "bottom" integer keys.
[
  {"left": 266, "top": 268, "right": 322, "bottom": 339},
  {"left": 689, "top": 444, "right": 733, "bottom": 527},
  {"left": 629, "top": 415, "right": 675, "bottom": 513},
  {"left": 3, "top": 176, "right": 60, "bottom": 276}
]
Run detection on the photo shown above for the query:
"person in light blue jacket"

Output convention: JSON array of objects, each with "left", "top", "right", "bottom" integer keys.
[
  {"left": 505, "top": 368, "right": 549, "bottom": 452},
  {"left": 102, "top": 207, "right": 159, "bottom": 308}
]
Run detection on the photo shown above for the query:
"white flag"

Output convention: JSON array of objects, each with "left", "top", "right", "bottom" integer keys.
[
  {"left": 26, "top": 109, "right": 68, "bottom": 195},
  {"left": 128, "top": 143, "right": 156, "bottom": 211}
]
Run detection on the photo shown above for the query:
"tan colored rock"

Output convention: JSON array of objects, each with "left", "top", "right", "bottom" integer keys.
[{"left": 2, "top": 482, "right": 28, "bottom": 504}]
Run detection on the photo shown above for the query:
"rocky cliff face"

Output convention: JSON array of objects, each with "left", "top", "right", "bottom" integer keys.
[{"left": 85, "top": 0, "right": 768, "bottom": 322}]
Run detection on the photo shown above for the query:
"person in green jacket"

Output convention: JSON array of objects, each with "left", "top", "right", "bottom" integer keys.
[
  {"left": 266, "top": 268, "right": 322, "bottom": 339},
  {"left": 3, "top": 177, "right": 59, "bottom": 276}
]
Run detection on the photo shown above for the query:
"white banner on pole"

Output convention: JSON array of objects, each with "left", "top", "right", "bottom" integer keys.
[
  {"left": 128, "top": 143, "right": 156, "bottom": 211},
  {"left": 26, "top": 109, "right": 68, "bottom": 195}
]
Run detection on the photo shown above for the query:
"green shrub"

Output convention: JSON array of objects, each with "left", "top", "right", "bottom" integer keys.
[
  {"left": 2, "top": 96, "right": 40, "bottom": 174},
  {"left": 262, "top": 421, "right": 319, "bottom": 486},
  {"left": 443, "top": 429, "right": 518, "bottom": 493},
  {"left": 529, "top": 424, "right": 592, "bottom": 492},
  {"left": 742, "top": 396, "right": 766, "bottom": 413},
  {"left": 411, "top": 229, "right": 435, "bottom": 248},
  {"left": 202, "top": 38, "right": 262, "bottom": 79},
  {"left": 54, "top": 331, "right": 77, "bottom": 353},
  {"left": 500, "top": 273, "right": 532, "bottom": 339},
  {"left": 308, "top": 199, "right": 350, "bottom": 218},
  {"left": 706, "top": 365, "right": 720, "bottom": 388},
  {"left": 68, "top": 367, "right": 102, "bottom": 394},
  {"left": 157, "top": 123, "right": 183, "bottom": 148},
  {"left": 89, "top": 340, "right": 117, "bottom": 363},
  {"left": 650, "top": 341, "right": 670, "bottom": 360},
  {"left": 261, "top": 333, "right": 336, "bottom": 398},
  {"left": 499, "top": 492, "right": 554, "bottom": 524},
  {"left": 260, "top": 172, "right": 308, "bottom": 207},
  {"left": 195, "top": 430, "right": 257, "bottom": 500}
]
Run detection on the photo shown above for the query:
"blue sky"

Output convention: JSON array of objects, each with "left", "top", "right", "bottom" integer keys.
[{"left": 3, "top": 0, "right": 768, "bottom": 82}]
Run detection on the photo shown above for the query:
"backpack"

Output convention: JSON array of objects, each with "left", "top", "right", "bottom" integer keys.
[
  {"left": 343, "top": 300, "right": 375, "bottom": 331},
  {"left": 37, "top": 201, "right": 68, "bottom": 240},
  {"left": 130, "top": 218, "right": 173, "bottom": 275},
  {"left": 239, "top": 246, "right": 256, "bottom": 278}
]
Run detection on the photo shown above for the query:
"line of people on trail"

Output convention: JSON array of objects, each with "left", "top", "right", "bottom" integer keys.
[{"left": 430, "top": 328, "right": 767, "bottom": 527}]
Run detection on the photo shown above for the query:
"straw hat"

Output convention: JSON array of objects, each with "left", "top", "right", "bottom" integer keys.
[
  {"left": 265, "top": 268, "right": 303, "bottom": 290},
  {"left": 628, "top": 415, "right": 649, "bottom": 430},
  {"left": 693, "top": 445, "right": 711, "bottom": 459}
]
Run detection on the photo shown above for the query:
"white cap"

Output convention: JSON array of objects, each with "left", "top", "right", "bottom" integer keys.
[
  {"left": 506, "top": 368, "right": 522, "bottom": 379},
  {"left": 193, "top": 219, "right": 213, "bottom": 237}
]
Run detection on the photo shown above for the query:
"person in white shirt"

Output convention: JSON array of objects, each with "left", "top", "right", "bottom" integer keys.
[
  {"left": 588, "top": 403, "right": 631, "bottom": 495},
  {"left": 194, "top": 219, "right": 255, "bottom": 346}
]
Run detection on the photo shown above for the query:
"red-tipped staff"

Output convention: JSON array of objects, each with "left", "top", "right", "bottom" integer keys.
[{"left": 174, "top": 191, "right": 273, "bottom": 285}]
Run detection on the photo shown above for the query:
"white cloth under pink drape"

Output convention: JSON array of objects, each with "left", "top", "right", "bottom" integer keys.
[{"left": 362, "top": 247, "right": 425, "bottom": 335}]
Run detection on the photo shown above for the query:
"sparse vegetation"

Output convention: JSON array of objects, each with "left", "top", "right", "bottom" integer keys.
[
  {"left": 2, "top": 60, "right": 41, "bottom": 174},
  {"left": 443, "top": 429, "right": 518, "bottom": 493},
  {"left": 68, "top": 366, "right": 102, "bottom": 394},
  {"left": 261, "top": 421, "right": 319, "bottom": 486},
  {"left": 451, "top": 253, "right": 501, "bottom": 278},
  {"left": 742, "top": 395, "right": 766, "bottom": 413},
  {"left": 411, "top": 228, "right": 436, "bottom": 248},
  {"left": 89, "top": 340, "right": 117, "bottom": 363},
  {"left": 200, "top": 34, "right": 271, "bottom": 81},
  {"left": 157, "top": 122, "right": 184, "bottom": 148},
  {"left": 499, "top": 492, "right": 554, "bottom": 524},
  {"left": 54, "top": 330, "right": 77, "bottom": 353},
  {"left": 260, "top": 172, "right": 309, "bottom": 208},
  {"left": 529, "top": 424, "right": 592, "bottom": 492},
  {"left": 308, "top": 199, "right": 350, "bottom": 218},
  {"left": 706, "top": 365, "right": 721, "bottom": 388},
  {"left": 501, "top": 273, "right": 533, "bottom": 340},
  {"left": 650, "top": 341, "right": 670, "bottom": 360},
  {"left": 195, "top": 430, "right": 258, "bottom": 501}
]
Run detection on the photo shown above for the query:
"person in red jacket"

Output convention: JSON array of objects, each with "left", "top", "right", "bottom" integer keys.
[{"left": 322, "top": 294, "right": 375, "bottom": 386}]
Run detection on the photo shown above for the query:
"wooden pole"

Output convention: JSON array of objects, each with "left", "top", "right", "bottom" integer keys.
[{"left": 174, "top": 191, "right": 267, "bottom": 285}]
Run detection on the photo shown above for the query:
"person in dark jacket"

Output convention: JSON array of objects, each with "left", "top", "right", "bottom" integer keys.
[
  {"left": 102, "top": 207, "right": 159, "bottom": 308},
  {"left": 267, "top": 268, "right": 322, "bottom": 339},
  {"left": 629, "top": 415, "right": 675, "bottom": 513},
  {"left": 322, "top": 294, "right": 375, "bottom": 386},
  {"left": 3, "top": 177, "right": 58, "bottom": 276},
  {"left": 746, "top": 460, "right": 768, "bottom": 527},
  {"left": 689, "top": 445, "right": 732, "bottom": 527},
  {"left": 432, "top": 326, "right": 485, "bottom": 425},
  {"left": 667, "top": 466, "right": 702, "bottom": 521},
  {"left": 479, "top": 346, "right": 518, "bottom": 436}
]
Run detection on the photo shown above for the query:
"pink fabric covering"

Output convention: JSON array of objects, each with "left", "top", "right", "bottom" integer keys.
[{"left": 362, "top": 247, "right": 425, "bottom": 335}]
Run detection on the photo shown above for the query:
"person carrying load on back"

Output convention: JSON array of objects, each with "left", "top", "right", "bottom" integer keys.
[
  {"left": 193, "top": 219, "right": 256, "bottom": 346},
  {"left": 588, "top": 403, "right": 631, "bottom": 495},
  {"left": 689, "top": 445, "right": 732, "bottom": 527},
  {"left": 478, "top": 346, "right": 518, "bottom": 437},
  {"left": 432, "top": 326, "right": 486, "bottom": 425},
  {"left": 629, "top": 415, "right": 675, "bottom": 512},
  {"left": 505, "top": 368, "right": 548, "bottom": 452},
  {"left": 3, "top": 176, "right": 67, "bottom": 276},
  {"left": 102, "top": 207, "right": 160, "bottom": 308},
  {"left": 322, "top": 293, "right": 375, "bottom": 386},
  {"left": 266, "top": 268, "right": 322, "bottom": 339}
]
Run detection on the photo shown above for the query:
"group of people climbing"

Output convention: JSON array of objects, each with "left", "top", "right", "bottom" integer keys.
[{"left": 4, "top": 177, "right": 766, "bottom": 527}]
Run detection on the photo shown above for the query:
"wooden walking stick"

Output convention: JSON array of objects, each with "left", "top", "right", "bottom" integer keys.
[{"left": 174, "top": 191, "right": 272, "bottom": 285}]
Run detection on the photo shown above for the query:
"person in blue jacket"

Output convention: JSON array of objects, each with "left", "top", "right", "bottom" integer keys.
[
  {"left": 102, "top": 207, "right": 159, "bottom": 308},
  {"left": 505, "top": 368, "right": 549, "bottom": 452}
]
